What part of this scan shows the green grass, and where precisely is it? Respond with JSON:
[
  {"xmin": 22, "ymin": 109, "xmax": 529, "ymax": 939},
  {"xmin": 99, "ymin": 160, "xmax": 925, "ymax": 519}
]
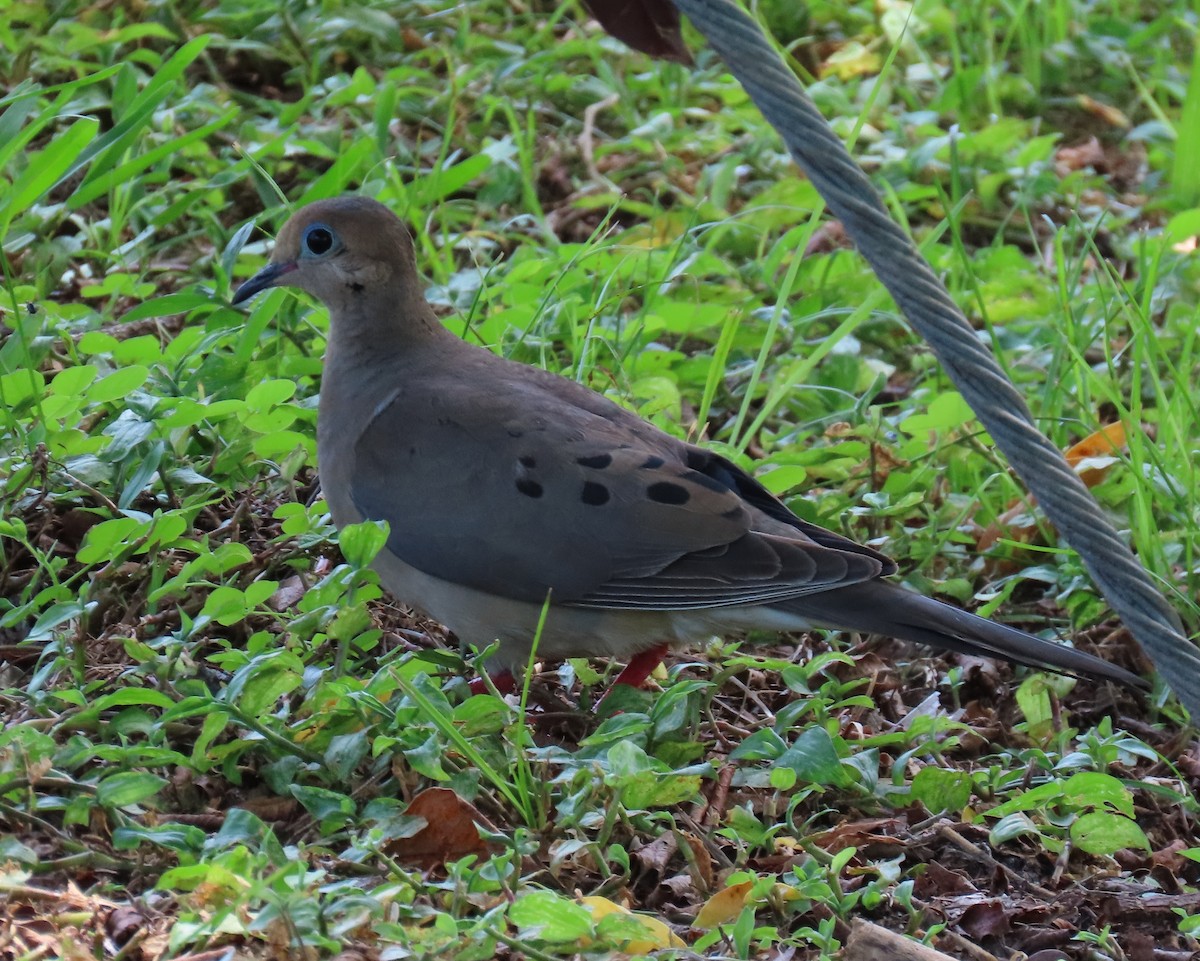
[{"xmin": 1, "ymin": 0, "xmax": 1199, "ymax": 957}]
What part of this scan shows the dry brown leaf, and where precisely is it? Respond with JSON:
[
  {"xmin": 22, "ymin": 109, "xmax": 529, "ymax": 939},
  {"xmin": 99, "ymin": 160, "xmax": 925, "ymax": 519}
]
[
  {"xmin": 808, "ymin": 817, "xmax": 905, "ymax": 854},
  {"xmin": 233, "ymin": 797, "xmax": 300, "ymax": 822},
  {"xmin": 383, "ymin": 787, "xmax": 498, "ymax": 868},
  {"xmin": 914, "ymin": 861, "xmax": 977, "ymax": 898},
  {"xmin": 680, "ymin": 831, "xmax": 715, "ymax": 890},
  {"xmin": 268, "ymin": 575, "xmax": 307, "ymax": 612},
  {"xmin": 635, "ymin": 831, "xmax": 678, "ymax": 875},
  {"xmin": 400, "ymin": 27, "xmax": 425, "ymax": 52},
  {"xmin": 954, "ymin": 896, "xmax": 1011, "ymax": 940},
  {"xmin": 1055, "ymin": 136, "xmax": 1106, "ymax": 174}
]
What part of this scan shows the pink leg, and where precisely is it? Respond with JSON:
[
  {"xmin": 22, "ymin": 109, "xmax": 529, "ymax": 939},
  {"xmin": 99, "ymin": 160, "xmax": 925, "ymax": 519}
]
[
  {"xmin": 468, "ymin": 669, "xmax": 516, "ymax": 696},
  {"xmin": 596, "ymin": 643, "xmax": 670, "ymax": 708}
]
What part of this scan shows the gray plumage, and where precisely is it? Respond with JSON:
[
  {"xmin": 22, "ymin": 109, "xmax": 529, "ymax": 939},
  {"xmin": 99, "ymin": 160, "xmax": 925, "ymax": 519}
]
[{"xmin": 232, "ymin": 196, "xmax": 1147, "ymax": 693}]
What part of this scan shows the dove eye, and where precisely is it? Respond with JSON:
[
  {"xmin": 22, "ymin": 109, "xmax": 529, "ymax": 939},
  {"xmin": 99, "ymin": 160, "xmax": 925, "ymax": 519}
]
[{"xmin": 302, "ymin": 223, "xmax": 338, "ymax": 257}]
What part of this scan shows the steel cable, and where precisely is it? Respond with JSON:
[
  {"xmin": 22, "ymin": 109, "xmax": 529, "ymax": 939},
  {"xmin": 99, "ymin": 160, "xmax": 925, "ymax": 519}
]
[{"xmin": 669, "ymin": 0, "xmax": 1197, "ymax": 720}]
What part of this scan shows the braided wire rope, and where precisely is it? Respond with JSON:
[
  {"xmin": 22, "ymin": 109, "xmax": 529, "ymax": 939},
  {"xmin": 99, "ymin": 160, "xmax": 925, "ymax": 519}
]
[{"xmin": 669, "ymin": 0, "xmax": 1198, "ymax": 721}]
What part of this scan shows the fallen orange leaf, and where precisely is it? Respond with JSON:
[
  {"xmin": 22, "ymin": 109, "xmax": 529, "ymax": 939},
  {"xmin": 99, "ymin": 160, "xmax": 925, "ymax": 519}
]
[
  {"xmin": 1063, "ymin": 421, "xmax": 1126, "ymax": 487},
  {"xmin": 383, "ymin": 788, "xmax": 498, "ymax": 868}
]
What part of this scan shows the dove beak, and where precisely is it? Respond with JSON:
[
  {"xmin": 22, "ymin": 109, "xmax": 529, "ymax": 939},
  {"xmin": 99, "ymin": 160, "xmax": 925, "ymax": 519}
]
[{"xmin": 232, "ymin": 261, "xmax": 298, "ymax": 305}]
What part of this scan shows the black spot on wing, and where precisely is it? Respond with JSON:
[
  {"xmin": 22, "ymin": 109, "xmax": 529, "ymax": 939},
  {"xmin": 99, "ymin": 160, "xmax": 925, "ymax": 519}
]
[
  {"xmin": 581, "ymin": 482, "xmax": 610, "ymax": 506},
  {"xmin": 646, "ymin": 481, "xmax": 690, "ymax": 505},
  {"xmin": 640, "ymin": 455, "xmax": 665, "ymax": 469},
  {"xmin": 520, "ymin": 454, "xmax": 536, "ymax": 468},
  {"xmin": 577, "ymin": 453, "xmax": 613, "ymax": 469},
  {"xmin": 516, "ymin": 478, "xmax": 544, "ymax": 498}
]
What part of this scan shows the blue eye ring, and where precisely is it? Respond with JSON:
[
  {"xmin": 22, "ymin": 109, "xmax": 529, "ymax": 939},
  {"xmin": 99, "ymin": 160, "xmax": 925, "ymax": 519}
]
[{"xmin": 302, "ymin": 222, "xmax": 338, "ymax": 257}]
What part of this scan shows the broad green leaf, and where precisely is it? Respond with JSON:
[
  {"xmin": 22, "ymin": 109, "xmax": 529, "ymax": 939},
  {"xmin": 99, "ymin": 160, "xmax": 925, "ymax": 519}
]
[
  {"xmin": 113, "ymin": 823, "xmax": 206, "ymax": 854},
  {"xmin": 1061, "ymin": 772, "xmax": 1135, "ymax": 817},
  {"xmin": 621, "ymin": 772, "xmax": 703, "ymax": 809},
  {"xmin": 911, "ymin": 766, "xmax": 974, "ymax": 813},
  {"xmin": 988, "ymin": 812, "xmax": 1042, "ymax": 847},
  {"xmin": 509, "ymin": 891, "xmax": 594, "ymax": 943},
  {"xmin": 776, "ymin": 726, "xmax": 851, "ymax": 787},
  {"xmin": 325, "ymin": 732, "xmax": 370, "ymax": 782},
  {"xmin": 121, "ymin": 290, "xmax": 215, "ymax": 324},
  {"xmin": 339, "ymin": 520, "xmax": 389, "ymax": 567},
  {"xmin": 1071, "ymin": 811, "xmax": 1150, "ymax": 855},
  {"xmin": 290, "ymin": 784, "xmax": 355, "ymax": 826},
  {"xmin": 245, "ymin": 379, "xmax": 297, "ymax": 410},
  {"xmin": 96, "ymin": 772, "xmax": 168, "ymax": 808}
]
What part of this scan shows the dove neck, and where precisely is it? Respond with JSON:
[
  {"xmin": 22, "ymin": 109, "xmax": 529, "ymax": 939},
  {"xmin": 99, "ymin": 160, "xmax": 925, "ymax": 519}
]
[{"xmin": 325, "ymin": 293, "xmax": 457, "ymax": 367}]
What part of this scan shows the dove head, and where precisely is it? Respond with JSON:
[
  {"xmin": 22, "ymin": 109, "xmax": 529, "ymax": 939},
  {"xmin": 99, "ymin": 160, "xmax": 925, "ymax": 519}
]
[{"xmin": 231, "ymin": 196, "xmax": 425, "ymax": 318}]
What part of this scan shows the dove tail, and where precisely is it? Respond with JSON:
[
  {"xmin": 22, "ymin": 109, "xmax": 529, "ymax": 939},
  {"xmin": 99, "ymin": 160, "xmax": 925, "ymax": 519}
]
[{"xmin": 778, "ymin": 581, "xmax": 1148, "ymax": 690}]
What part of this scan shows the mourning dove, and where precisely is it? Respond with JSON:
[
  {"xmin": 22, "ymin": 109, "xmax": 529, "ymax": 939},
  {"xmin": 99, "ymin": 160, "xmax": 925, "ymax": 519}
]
[{"xmin": 231, "ymin": 196, "xmax": 1146, "ymax": 697}]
